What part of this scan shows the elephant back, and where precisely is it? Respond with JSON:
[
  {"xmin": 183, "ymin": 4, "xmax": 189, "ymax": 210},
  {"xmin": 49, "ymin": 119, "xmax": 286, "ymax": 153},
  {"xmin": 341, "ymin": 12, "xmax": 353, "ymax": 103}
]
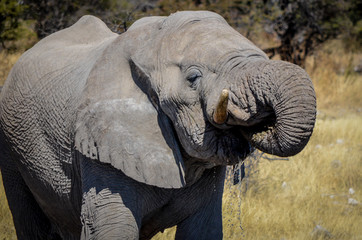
[{"xmin": 0, "ymin": 15, "xmax": 118, "ymax": 183}]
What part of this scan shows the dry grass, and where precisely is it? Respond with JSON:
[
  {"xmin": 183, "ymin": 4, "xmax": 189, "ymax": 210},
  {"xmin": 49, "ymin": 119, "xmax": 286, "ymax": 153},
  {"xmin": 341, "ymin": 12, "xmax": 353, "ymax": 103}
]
[
  {"xmin": 0, "ymin": 172, "xmax": 16, "ymax": 240},
  {"xmin": 1, "ymin": 39, "xmax": 361, "ymax": 239},
  {"xmin": 0, "ymin": 52, "xmax": 22, "ymax": 240},
  {"xmin": 222, "ymin": 113, "xmax": 362, "ymax": 240},
  {"xmin": 305, "ymin": 39, "xmax": 362, "ymax": 110},
  {"xmin": 0, "ymin": 52, "xmax": 22, "ymax": 86}
]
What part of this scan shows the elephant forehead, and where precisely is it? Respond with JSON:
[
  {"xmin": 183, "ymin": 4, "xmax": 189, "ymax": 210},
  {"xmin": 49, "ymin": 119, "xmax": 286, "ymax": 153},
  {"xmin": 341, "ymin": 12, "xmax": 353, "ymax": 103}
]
[
  {"xmin": 160, "ymin": 22, "xmax": 265, "ymax": 67},
  {"xmin": 159, "ymin": 11, "xmax": 227, "ymax": 30}
]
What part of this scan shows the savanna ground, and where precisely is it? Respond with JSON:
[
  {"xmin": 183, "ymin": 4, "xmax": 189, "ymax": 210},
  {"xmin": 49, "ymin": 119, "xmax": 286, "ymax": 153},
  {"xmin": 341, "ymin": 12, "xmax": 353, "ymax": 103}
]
[{"xmin": 0, "ymin": 38, "xmax": 361, "ymax": 239}]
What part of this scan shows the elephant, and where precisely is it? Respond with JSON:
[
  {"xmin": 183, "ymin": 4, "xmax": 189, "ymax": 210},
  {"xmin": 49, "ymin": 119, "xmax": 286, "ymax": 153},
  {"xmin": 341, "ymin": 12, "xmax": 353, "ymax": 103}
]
[{"xmin": 0, "ymin": 11, "xmax": 316, "ymax": 240}]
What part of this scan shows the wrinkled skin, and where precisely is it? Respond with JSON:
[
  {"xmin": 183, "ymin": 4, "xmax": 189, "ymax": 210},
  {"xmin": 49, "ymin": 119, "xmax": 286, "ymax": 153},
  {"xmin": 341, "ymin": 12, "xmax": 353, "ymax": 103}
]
[{"xmin": 0, "ymin": 11, "xmax": 316, "ymax": 240}]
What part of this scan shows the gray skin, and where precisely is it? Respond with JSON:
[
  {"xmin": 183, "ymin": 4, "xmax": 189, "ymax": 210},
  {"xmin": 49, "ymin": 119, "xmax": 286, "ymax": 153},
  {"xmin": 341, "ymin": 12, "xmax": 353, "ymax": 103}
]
[{"xmin": 0, "ymin": 11, "xmax": 316, "ymax": 240}]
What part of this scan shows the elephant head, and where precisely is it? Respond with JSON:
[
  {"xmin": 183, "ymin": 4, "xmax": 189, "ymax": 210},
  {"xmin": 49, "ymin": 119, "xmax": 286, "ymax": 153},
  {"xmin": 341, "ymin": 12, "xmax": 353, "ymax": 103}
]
[{"xmin": 75, "ymin": 11, "xmax": 316, "ymax": 188}]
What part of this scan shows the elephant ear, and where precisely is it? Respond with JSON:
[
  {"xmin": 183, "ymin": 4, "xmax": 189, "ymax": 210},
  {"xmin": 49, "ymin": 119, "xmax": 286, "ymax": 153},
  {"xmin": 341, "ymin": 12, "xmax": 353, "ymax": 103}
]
[{"xmin": 74, "ymin": 98, "xmax": 186, "ymax": 188}]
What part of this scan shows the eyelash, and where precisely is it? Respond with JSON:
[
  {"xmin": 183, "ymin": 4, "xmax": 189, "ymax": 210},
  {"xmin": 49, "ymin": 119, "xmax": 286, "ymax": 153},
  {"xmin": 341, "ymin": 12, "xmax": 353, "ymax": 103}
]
[
  {"xmin": 187, "ymin": 73, "xmax": 201, "ymax": 83},
  {"xmin": 186, "ymin": 68, "xmax": 202, "ymax": 83}
]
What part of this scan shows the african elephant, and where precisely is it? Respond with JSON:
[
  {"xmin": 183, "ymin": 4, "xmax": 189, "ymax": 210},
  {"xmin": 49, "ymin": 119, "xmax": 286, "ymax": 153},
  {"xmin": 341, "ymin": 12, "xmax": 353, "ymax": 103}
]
[{"xmin": 0, "ymin": 11, "xmax": 316, "ymax": 239}]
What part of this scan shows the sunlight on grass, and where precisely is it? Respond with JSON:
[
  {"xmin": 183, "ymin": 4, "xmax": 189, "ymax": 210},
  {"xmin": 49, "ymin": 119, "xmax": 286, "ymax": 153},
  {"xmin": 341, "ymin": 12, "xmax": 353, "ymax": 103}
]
[
  {"xmin": 0, "ymin": 172, "xmax": 16, "ymax": 240},
  {"xmin": 223, "ymin": 114, "xmax": 362, "ymax": 239},
  {"xmin": 306, "ymin": 39, "xmax": 362, "ymax": 110},
  {"xmin": 0, "ymin": 52, "xmax": 22, "ymax": 86}
]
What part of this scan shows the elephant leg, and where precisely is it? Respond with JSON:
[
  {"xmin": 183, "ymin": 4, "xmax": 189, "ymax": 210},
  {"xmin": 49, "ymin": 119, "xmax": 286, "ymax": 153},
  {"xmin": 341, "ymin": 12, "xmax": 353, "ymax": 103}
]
[
  {"xmin": 0, "ymin": 153, "xmax": 59, "ymax": 240},
  {"xmin": 79, "ymin": 157, "xmax": 141, "ymax": 239},
  {"xmin": 175, "ymin": 166, "xmax": 226, "ymax": 240},
  {"xmin": 175, "ymin": 193, "xmax": 223, "ymax": 240}
]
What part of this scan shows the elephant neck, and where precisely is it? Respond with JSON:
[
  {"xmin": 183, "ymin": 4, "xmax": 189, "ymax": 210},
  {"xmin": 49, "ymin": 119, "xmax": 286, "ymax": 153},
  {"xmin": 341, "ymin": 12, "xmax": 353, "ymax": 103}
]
[
  {"xmin": 184, "ymin": 162, "xmax": 206, "ymax": 186},
  {"xmin": 181, "ymin": 150, "xmax": 219, "ymax": 186}
]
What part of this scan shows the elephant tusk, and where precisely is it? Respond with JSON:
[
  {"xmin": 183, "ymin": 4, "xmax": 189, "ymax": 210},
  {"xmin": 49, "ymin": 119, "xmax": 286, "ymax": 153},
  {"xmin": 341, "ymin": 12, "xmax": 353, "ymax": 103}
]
[{"xmin": 213, "ymin": 89, "xmax": 229, "ymax": 124}]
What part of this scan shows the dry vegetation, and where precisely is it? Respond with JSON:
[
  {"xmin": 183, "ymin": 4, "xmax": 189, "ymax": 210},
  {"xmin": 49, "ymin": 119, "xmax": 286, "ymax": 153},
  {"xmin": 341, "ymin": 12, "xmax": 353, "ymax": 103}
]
[
  {"xmin": 221, "ymin": 114, "xmax": 362, "ymax": 240},
  {"xmin": 0, "ymin": 52, "xmax": 22, "ymax": 86},
  {"xmin": 1, "ymin": 38, "xmax": 361, "ymax": 239}
]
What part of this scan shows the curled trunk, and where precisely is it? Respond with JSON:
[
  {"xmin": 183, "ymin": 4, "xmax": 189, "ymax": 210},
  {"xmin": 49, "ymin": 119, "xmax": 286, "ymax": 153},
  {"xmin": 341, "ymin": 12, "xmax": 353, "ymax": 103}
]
[
  {"xmin": 243, "ymin": 60, "xmax": 316, "ymax": 157},
  {"xmin": 218, "ymin": 60, "xmax": 316, "ymax": 157}
]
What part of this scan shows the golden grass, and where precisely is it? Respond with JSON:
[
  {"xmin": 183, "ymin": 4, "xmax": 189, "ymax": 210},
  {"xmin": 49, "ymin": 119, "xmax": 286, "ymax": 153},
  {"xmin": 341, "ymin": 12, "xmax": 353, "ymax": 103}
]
[
  {"xmin": 0, "ymin": 52, "xmax": 22, "ymax": 86},
  {"xmin": 224, "ymin": 113, "xmax": 362, "ymax": 240},
  {"xmin": 1, "ymin": 39, "xmax": 361, "ymax": 239},
  {"xmin": 0, "ymin": 51, "xmax": 22, "ymax": 240},
  {"xmin": 305, "ymin": 39, "xmax": 362, "ymax": 110},
  {"xmin": 0, "ymin": 172, "xmax": 16, "ymax": 240}
]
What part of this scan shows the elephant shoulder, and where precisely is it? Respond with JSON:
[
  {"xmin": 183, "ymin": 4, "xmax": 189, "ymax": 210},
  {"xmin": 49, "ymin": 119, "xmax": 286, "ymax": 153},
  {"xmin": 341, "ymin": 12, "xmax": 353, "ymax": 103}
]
[
  {"xmin": 4, "ymin": 15, "xmax": 118, "ymax": 97},
  {"xmin": 53, "ymin": 15, "xmax": 116, "ymax": 45}
]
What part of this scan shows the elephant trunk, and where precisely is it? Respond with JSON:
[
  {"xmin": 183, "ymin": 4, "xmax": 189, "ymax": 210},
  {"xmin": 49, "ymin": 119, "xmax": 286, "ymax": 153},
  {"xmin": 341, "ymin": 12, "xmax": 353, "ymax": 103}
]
[{"xmin": 215, "ymin": 60, "xmax": 316, "ymax": 157}]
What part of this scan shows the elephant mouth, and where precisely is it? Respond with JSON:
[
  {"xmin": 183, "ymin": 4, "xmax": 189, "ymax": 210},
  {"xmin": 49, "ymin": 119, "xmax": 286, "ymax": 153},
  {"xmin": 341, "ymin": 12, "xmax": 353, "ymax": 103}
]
[
  {"xmin": 169, "ymin": 115, "xmax": 254, "ymax": 167},
  {"xmin": 185, "ymin": 123, "xmax": 257, "ymax": 167},
  {"xmin": 211, "ymin": 112, "xmax": 278, "ymax": 165},
  {"xmin": 238, "ymin": 113, "xmax": 277, "ymax": 146},
  {"xmin": 215, "ymin": 126, "xmax": 254, "ymax": 165},
  {"xmin": 165, "ymin": 100, "xmax": 279, "ymax": 167}
]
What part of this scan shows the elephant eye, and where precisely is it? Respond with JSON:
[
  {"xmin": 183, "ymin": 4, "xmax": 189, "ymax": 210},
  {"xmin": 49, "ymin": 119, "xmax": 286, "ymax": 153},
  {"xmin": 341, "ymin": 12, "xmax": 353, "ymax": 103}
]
[{"xmin": 186, "ymin": 69, "xmax": 202, "ymax": 83}]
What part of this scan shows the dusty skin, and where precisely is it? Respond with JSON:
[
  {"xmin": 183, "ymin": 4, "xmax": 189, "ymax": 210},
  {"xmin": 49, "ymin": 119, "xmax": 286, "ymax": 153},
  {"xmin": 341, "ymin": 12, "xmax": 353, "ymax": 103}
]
[{"xmin": 0, "ymin": 11, "xmax": 316, "ymax": 239}]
